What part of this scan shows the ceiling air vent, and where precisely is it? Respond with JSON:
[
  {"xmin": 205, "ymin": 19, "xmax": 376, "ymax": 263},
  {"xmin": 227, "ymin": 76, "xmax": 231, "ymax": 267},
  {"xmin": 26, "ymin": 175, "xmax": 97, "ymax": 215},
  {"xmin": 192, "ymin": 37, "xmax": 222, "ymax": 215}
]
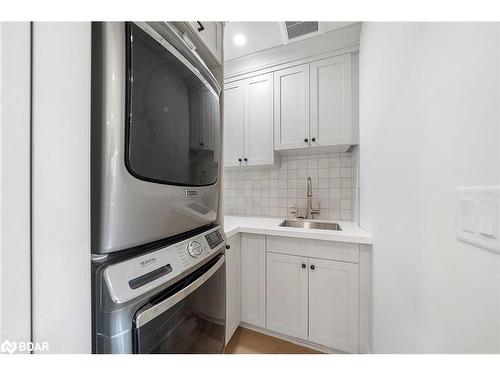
[{"xmin": 280, "ymin": 21, "xmax": 325, "ymax": 44}]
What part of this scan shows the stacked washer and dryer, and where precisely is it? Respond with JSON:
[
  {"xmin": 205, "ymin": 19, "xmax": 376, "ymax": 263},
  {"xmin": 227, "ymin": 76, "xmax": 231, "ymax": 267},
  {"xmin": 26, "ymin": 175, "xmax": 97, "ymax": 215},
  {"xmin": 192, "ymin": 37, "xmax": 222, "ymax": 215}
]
[{"xmin": 91, "ymin": 22, "xmax": 226, "ymax": 354}]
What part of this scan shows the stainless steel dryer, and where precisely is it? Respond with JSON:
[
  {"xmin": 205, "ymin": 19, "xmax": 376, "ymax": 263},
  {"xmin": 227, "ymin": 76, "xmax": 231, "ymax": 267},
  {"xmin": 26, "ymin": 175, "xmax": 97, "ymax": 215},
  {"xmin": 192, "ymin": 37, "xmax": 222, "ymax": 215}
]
[
  {"xmin": 91, "ymin": 22, "xmax": 222, "ymax": 254},
  {"xmin": 92, "ymin": 225, "xmax": 226, "ymax": 354}
]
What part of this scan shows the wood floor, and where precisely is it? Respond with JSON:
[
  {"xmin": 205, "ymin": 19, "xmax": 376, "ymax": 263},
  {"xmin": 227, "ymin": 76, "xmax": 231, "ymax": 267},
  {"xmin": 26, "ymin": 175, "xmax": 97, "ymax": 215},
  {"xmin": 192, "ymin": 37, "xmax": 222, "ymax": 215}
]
[{"xmin": 225, "ymin": 327, "xmax": 321, "ymax": 354}]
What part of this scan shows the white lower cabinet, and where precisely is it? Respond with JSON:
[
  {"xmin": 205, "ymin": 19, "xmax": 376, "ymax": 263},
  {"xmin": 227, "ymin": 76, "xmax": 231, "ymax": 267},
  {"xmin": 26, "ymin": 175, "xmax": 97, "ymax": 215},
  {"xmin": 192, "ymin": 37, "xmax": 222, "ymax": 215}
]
[
  {"xmin": 226, "ymin": 232, "xmax": 363, "ymax": 353},
  {"xmin": 225, "ymin": 234, "xmax": 241, "ymax": 344},
  {"xmin": 308, "ymin": 258, "xmax": 358, "ymax": 353},
  {"xmin": 267, "ymin": 253, "xmax": 308, "ymax": 340},
  {"xmin": 240, "ymin": 234, "xmax": 266, "ymax": 328},
  {"xmin": 267, "ymin": 252, "xmax": 359, "ymax": 352}
]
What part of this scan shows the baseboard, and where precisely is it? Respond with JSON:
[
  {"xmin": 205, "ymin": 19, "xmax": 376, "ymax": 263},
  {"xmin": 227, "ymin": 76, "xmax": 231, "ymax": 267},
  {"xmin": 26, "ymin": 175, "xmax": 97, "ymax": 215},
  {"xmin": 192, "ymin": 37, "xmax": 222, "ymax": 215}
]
[{"xmin": 238, "ymin": 322, "xmax": 349, "ymax": 354}]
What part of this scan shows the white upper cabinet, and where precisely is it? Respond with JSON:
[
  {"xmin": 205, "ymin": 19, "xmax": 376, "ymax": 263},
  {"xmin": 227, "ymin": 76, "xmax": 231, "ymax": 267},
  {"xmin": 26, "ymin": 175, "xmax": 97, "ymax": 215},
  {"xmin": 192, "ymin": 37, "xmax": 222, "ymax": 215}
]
[
  {"xmin": 308, "ymin": 258, "xmax": 359, "ymax": 353},
  {"xmin": 187, "ymin": 22, "xmax": 223, "ymax": 65},
  {"xmin": 271, "ymin": 52, "xmax": 356, "ymax": 152},
  {"xmin": 224, "ymin": 73, "xmax": 276, "ymax": 168},
  {"xmin": 267, "ymin": 252, "xmax": 308, "ymax": 340},
  {"xmin": 274, "ymin": 64, "xmax": 310, "ymax": 150},
  {"xmin": 223, "ymin": 81, "xmax": 244, "ymax": 167},
  {"xmin": 310, "ymin": 54, "xmax": 352, "ymax": 148},
  {"xmin": 243, "ymin": 73, "xmax": 274, "ymax": 166}
]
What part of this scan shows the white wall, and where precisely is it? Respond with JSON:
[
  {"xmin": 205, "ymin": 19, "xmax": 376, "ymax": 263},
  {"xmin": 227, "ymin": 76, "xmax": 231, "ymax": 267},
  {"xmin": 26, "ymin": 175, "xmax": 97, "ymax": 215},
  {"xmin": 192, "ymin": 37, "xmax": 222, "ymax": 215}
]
[
  {"xmin": 32, "ymin": 22, "xmax": 91, "ymax": 353},
  {"xmin": 359, "ymin": 22, "xmax": 500, "ymax": 353},
  {"xmin": 0, "ymin": 22, "xmax": 32, "ymax": 345}
]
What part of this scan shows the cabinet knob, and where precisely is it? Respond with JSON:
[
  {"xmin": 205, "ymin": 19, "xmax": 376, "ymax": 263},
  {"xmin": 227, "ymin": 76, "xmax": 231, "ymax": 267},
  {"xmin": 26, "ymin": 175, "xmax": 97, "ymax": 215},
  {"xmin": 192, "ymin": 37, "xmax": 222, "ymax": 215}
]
[
  {"xmin": 244, "ymin": 158, "xmax": 248, "ymax": 162},
  {"xmin": 304, "ymin": 138, "xmax": 308, "ymax": 143},
  {"xmin": 311, "ymin": 137, "xmax": 316, "ymax": 142},
  {"xmin": 238, "ymin": 158, "xmax": 242, "ymax": 162},
  {"xmin": 225, "ymin": 244, "xmax": 230, "ymax": 250},
  {"xmin": 310, "ymin": 264, "xmax": 315, "ymax": 270},
  {"xmin": 301, "ymin": 263, "xmax": 306, "ymax": 269}
]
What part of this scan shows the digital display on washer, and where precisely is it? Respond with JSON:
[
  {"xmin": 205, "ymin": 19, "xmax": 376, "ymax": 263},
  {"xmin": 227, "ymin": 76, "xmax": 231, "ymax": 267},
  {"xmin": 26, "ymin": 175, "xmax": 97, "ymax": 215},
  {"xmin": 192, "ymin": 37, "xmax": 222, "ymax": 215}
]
[{"xmin": 205, "ymin": 230, "xmax": 223, "ymax": 249}]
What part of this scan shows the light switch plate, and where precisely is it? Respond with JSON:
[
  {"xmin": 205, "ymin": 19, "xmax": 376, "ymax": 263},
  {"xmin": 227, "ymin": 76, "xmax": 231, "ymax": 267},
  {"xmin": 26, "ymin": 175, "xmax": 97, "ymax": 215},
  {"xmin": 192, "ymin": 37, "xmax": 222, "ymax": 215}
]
[{"xmin": 456, "ymin": 186, "xmax": 500, "ymax": 253}]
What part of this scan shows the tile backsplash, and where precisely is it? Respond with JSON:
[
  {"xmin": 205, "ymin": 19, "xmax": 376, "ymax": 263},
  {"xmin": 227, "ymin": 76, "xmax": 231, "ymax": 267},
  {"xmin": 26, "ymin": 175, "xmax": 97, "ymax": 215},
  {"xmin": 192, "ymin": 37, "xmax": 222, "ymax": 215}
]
[{"xmin": 223, "ymin": 147, "xmax": 359, "ymax": 222}]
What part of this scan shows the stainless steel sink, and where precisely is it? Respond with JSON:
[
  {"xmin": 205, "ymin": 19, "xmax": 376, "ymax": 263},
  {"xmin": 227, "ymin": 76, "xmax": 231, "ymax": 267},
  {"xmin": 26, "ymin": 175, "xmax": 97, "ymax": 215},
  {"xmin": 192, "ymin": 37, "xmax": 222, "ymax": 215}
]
[{"xmin": 279, "ymin": 220, "xmax": 341, "ymax": 231}]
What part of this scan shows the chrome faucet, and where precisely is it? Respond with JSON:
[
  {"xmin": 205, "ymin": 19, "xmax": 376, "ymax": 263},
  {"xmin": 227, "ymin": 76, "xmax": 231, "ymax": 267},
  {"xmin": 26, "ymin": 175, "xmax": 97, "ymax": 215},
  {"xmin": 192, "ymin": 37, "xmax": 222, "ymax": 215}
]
[{"xmin": 305, "ymin": 177, "xmax": 320, "ymax": 219}]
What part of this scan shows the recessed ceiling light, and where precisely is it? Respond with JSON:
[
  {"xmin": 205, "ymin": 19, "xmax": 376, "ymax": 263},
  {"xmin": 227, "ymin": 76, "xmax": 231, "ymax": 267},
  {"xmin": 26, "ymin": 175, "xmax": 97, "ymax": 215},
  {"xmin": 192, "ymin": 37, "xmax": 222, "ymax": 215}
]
[{"xmin": 233, "ymin": 34, "xmax": 246, "ymax": 46}]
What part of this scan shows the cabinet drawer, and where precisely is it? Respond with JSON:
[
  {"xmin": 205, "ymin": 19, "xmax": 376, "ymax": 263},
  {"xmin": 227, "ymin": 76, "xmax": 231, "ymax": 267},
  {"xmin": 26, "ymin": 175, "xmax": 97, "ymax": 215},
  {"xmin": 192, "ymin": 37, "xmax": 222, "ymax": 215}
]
[{"xmin": 266, "ymin": 236, "xmax": 359, "ymax": 263}]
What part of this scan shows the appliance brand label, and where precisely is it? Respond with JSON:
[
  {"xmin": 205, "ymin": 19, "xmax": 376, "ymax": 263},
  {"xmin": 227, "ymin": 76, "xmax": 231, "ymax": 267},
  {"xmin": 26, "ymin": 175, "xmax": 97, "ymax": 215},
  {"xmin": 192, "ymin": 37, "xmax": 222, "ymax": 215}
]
[
  {"xmin": 185, "ymin": 190, "xmax": 198, "ymax": 196},
  {"xmin": 140, "ymin": 257, "xmax": 157, "ymax": 267}
]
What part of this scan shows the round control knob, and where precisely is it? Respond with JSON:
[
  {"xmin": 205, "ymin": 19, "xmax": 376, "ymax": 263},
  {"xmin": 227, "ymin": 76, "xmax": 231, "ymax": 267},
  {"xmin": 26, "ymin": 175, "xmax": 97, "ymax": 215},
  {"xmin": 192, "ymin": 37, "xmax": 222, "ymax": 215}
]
[{"xmin": 187, "ymin": 240, "xmax": 202, "ymax": 258}]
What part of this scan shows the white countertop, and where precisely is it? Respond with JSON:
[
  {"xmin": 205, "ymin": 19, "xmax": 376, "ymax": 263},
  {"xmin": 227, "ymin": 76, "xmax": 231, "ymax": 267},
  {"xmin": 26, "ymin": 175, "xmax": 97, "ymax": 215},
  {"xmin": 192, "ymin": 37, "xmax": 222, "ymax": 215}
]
[{"xmin": 224, "ymin": 215, "xmax": 372, "ymax": 245}]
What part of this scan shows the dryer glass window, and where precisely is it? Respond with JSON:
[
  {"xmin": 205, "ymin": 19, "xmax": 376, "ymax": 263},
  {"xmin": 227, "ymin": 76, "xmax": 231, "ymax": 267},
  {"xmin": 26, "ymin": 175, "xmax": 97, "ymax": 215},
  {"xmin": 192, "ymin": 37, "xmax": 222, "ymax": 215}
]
[{"xmin": 126, "ymin": 23, "xmax": 220, "ymax": 187}]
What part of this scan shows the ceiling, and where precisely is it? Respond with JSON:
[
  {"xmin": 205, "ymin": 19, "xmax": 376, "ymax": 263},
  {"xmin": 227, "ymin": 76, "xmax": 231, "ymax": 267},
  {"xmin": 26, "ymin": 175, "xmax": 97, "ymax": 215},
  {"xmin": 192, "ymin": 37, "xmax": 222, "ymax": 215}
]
[{"xmin": 224, "ymin": 22, "xmax": 358, "ymax": 62}]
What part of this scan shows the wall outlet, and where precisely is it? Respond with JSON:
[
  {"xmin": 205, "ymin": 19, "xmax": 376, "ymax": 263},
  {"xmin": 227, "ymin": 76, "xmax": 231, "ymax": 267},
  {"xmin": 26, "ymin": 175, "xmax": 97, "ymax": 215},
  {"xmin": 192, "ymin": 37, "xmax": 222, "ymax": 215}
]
[{"xmin": 456, "ymin": 186, "xmax": 500, "ymax": 253}]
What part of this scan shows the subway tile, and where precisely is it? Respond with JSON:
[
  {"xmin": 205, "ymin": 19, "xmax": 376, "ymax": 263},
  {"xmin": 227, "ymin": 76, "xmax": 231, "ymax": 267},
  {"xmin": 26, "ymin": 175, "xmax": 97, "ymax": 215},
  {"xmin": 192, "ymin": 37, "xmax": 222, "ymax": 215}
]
[
  {"xmin": 307, "ymin": 159, "xmax": 318, "ymax": 169},
  {"xmin": 297, "ymin": 169, "xmax": 308, "ymax": 179},
  {"xmin": 287, "ymin": 159, "xmax": 298, "ymax": 169},
  {"xmin": 329, "ymin": 178, "xmax": 341, "ymax": 188},
  {"xmin": 237, "ymin": 197, "xmax": 245, "ymax": 207},
  {"xmin": 329, "ymin": 199, "xmax": 341, "ymax": 210},
  {"xmin": 329, "ymin": 168, "xmax": 340, "ymax": 178},
  {"xmin": 340, "ymin": 177, "xmax": 352, "ymax": 189},
  {"xmin": 328, "ymin": 189, "xmax": 341, "ymax": 199},
  {"xmin": 319, "ymin": 178, "xmax": 329, "ymax": 189},
  {"xmin": 285, "ymin": 170, "xmax": 297, "ymax": 180},
  {"xmin": 341, "ymin": 209, "xmax": 352, "ymax": 221},
  {"xmin": 318, "ymin": 168, "xmax": 329, "ymax": 178},
  {"xmin": 318, "ymin": 158, "xmax": 329, "ymax": 169},
  {"xmin": 341, "ymin": 199, "xmax": 352, "ymax": 209},
  {"xmin": 328, "ymin": 209, "xmax": 341, "ymax": 220},
  {"xmin": 329, "ymin": 158, "xmax": 341, "ymax": 168},
  {"xmin": 297, "ymin": 159, "xmax": 308, "ymax": 169},
  {"xmin": 223, "ymin": 149, "xmax": 359, "ymax": 221},
  {"xmin": 341, "ymin": 167, "xmax": 352, "ymax": 177}
]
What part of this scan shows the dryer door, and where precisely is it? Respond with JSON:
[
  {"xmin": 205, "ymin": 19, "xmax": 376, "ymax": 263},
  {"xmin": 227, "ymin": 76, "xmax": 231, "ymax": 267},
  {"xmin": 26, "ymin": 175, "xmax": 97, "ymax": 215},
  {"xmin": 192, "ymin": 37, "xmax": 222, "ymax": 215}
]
[{"xmin": 132, "ymin": 254, "xmax": 225, "ymax": 353}]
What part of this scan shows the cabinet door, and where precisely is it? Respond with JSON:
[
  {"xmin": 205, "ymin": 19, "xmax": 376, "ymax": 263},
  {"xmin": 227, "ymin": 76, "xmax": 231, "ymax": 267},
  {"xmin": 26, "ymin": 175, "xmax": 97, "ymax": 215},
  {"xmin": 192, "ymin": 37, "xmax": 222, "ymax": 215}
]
[
  {"xmin": 223, "ymin": 80, "xmax": 244, "ymax": 167},
  {"xmin": 267, "ymin": 253, "xmax": 308, "ymax": 340},
  {"xmin": 310, "ymin": 54, "xmax": 352, "ymax": 147},
  {"xmin": 225, "ymin": 234, "xmax": 241, "ymax": 344},
  {"xmin": 243, "ymin": 73, "xmax": 274, "ymax": 166},
  {"xmin": 309, "ymin": 258, "xmax": 358, "ymax": 353},
  {"xmin": 274, "ymin": 64, "xmax": 310, "ymax": 150},
  {"xmin": 187, "ymin": 22, "xmax": 223, "ymax": 64},
  {"xmin": 241, "ymin": 234, "xmax": 266, "ymax": 328}
]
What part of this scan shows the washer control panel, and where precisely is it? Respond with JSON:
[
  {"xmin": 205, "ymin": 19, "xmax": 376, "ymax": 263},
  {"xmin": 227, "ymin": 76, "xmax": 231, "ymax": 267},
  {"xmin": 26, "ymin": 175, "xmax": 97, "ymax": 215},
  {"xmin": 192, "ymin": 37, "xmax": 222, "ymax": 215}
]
[
  {"xmin": 187, "ymin": 240, "xmax": 203, "ymax": 258},
  {"xmin": 205, "ymin": 229, "xmax": 225, "ymax": 249},
  {"xmin": 103, "ymin": 225, "xmax": 225, "ymax": 304}
]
